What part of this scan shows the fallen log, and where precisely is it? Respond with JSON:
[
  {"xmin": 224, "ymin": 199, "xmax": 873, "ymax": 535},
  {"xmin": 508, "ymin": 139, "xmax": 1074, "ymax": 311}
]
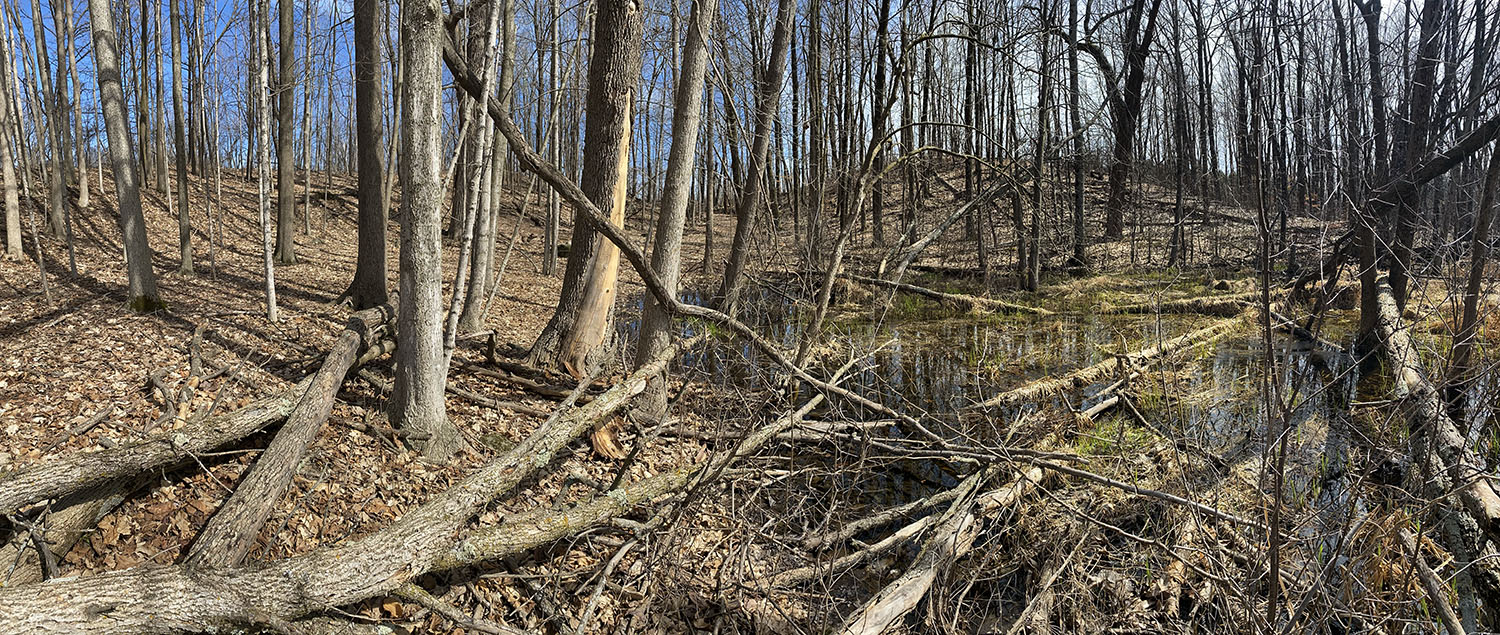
[
  {"xmin": 1102, "ymin": 292, "xmax": 1260, "ymax": 317},
  {"xmin": 842, "ymin": 273, "xmax": 1053, "ymax": 316},
  {"xmin": 0, "ymin": 336, "xmax": 695, "ymax": 634},
  {"xmin": 1373, "ymin": 277, "xmax": 1500, "ymax": 543},
  {"xmin": 184, "ymin": 304, "xmax": 395, "ymax": 568},
  {"xmin": 836, "ymin": 467, "xmax": 1045, "ymax": 635},
  {"xmin": 976, "ymin": 310, "xmax": 1248, "ymax": 408},
  {"xmin": 0, "ymin": 375, "xmax": 313, "ymax": 518}
]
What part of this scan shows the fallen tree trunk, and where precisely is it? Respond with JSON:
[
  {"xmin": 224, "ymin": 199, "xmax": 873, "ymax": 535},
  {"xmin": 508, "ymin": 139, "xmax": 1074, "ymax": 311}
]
[
  {"xmin": 836, "ymin": 467, "xmax": 1045, "ymax": 635},
  {"xmin": 0, "ymin": 337, "xmax": 695, "ymax": 634},
  {"xmin": 184, "ymin": 304, "xmax": 395, "ymax": 568},
  {"xmin": 977, "ymin": 311, "xmax": 1247, "ymax": 408},
  {"xmin": 1373, "ymin": 277, "xmax": 1500, "ymax": 542},
  {"xmin": 843, "ymin": 273, "xmax": 1053, "ymax": 316},
  {"xmin": 0, "ymin": 477, "xmax": 138, "ymax": 586},
  {"xmin": 0, "ymin": 375, "xmax": 313, "ymax": 518},
  {"xmin": 1102, "ymin": 292, "xmax": 1259, "ymax": 317}
]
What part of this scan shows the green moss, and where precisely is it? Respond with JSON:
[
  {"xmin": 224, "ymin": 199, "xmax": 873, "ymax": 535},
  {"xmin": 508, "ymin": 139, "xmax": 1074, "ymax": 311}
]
[
  {"xmin": 128, "ymin": 294, "xmax": 166, "ymax": 313},
  {"xmin": 1076, "ymin": 415, "xmax": 1152, "ymax": 455}
]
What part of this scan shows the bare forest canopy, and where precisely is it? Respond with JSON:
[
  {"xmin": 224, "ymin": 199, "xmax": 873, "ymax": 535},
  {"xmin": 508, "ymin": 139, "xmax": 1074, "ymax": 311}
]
[{"xmin": 4, "ymin": 0, "xmax": 1500, "ymax": 632}]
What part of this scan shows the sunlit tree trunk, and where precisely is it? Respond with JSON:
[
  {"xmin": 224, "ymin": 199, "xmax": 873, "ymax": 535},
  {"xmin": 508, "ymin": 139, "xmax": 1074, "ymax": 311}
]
[
  {"xmin": 392, "ymin": 0, "xmax": 466, "ymax": 459},
  {"xmin": 457, "ymin": 0, "xmax": 516, "ymax": 332},
  {"xmin": 274, "ymin": 0, "xmax": 297, "ymax": 263},
  {"xmin": 635, "ymin": 0, "xmax": 717, "ymax": 420},
  {"xmin": 529, "ymin": 0, "xmax": 644, "ymax": 377},
  {"xmin": 86, "ymin": 0, "xmax": 164, "ymax": 312},
  {"xmin": 255, "ymin": 0, "xmax": 279, "ymax": 321},
  {"xmin": 0, "ymin": 32, "xmax": 19, "ymax": 260}
]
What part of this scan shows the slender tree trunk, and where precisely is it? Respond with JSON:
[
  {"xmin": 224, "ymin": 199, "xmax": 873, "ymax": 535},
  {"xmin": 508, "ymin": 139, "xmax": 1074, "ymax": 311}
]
[
  {"xmin": 274, "ymin": 0, "xmax": 297, "ymax": 263},
  {"xmin": 1067, "ymin": 0, "xmax": 1086, "ymax": 266},
  {"xmin": 713, "ymin": 0, "xmax": 794, "ymax": 313},
  {"xmin": 87, "ymin": 0, "xmax": 164, "ymax": 311},
  {"xmin": 635, "ymin": 0, "xmax": 717, "ymax": 421},
  {"xmin": 0, "ymin": 28, "xmax": 18, "ymax": 260},
  {"xmin": 392, "ymin": 0, "xmax": 466, "ymax": 460},
  {"xmin": 1447, "ymin": 150, "xmax": 1500, "ymax": 417},
  {"xmin": 343, "ymin": 0, "xmax": 388, "ymax": 309},
  {"xmin": 66, "ymin": 0, "xmax": 88, "ymax": 209},
  {"xmin": 28, "ymin": 0, "xmax": 65, "ymax": 240},
  {"xmin": 171, "ymin": 0, "xmax": 193, "ymax": 274},
  {"xmin": 458, "ymin": 0, "xmax": 517, "ymax": 332},
  {"xmin": 255, "ymin": 0, "xmax": 279, "ymax": 321}
]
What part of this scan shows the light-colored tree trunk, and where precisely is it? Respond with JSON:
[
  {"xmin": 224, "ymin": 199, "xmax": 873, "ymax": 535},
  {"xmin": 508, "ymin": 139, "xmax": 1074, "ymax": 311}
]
[
  {"xmin": 27, "ymin": 0, "xmax": 66, "ymax": 240},
  {"xmin": 634, "ymin": 0, "xmax": 717, "ymax": 421},
  {"xmin": 343, "ymin": 0, "xmax": 388, "ymax": 309},
  {"xmin": 457, "ymin": 0, "xmax": 516, "ymax": 333},
  {"xmin": 542, "ymin": 0, "xmax": 560, "ymax": 276},
  {"xmin": 170, "ymin": 0, "xmax": 193, "ymax": 274},
  {"xmin": 392, "ymin": 0, "xmax": 465, "ymax": 460},
  {"xmin": 255, "ymin": 0, "xmax": 279, "ymax": 321},
  {"xmin": 528, "ymin": 0, "xmax": 644, "ymax": 377},
  {"xmin": 274, "ymin": 0, "xmax": 297, "ymax": 263},
  {"xmin": 0, "ymin": 28, "xmax": 19, "ymax": 260},
  {"xmin": 86, "ymin": 0, "xmax": 164, "ymax": 311},
  {"xmin": 62, "ymin": 0, "xmax": 87, "ymax": 209},
  {"xmin": 153, "ymin": 0, "xmax": 167, "ymax": 195},
  {"xmin": 301, "ymin": 0, "xmax": 311, "ymax": 235},
  {"xmin": 713, "ymin": 0, "xmax": 794, "ymax": 313}
]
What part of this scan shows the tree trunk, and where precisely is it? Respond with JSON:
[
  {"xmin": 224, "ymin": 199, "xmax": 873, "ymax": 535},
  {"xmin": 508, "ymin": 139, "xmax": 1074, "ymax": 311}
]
[
  {"xmin": 170, "ymin": 0, "xmax": 193, "ymax": 274},
  {"xmin": 713, "ymin": 0, "xmax": 795, "ymax": 313},
  {"xmin": 86, "ymin": 0, "xmax": 164, "ymax": 312},
  {"xmin": 254, "ymin": 0, "xmax": 279, "ymax": 321},
  {"xmin": 0, "ymin": 33, "xmax": 18, "ymax": 259},
  {"xmin": 344, "ymin": 0, "xmax": 388, "ymax": 309},
  {"xmin": 392, "ymin": 0, "xmax": 466, "ymax": 460},
  {"xmin": 634, "ymin": 0, "xmax": 718, "ymax": 421},
  {"xmin": 457, "ymin": 0, "xmax": 517, "ymax": 333},
  {"xmin": 275, "ymin": 0, "xmax": 297, "ymax": 264},
  {"xmin": 528, "ymin": 0, "xmax": 645, "ymax": 377}
]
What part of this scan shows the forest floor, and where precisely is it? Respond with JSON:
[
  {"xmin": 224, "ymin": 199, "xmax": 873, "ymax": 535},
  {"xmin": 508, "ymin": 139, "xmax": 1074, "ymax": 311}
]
[{"xmin": 1, "ymin": 163, "xmax": 1480, "ymax": 633}]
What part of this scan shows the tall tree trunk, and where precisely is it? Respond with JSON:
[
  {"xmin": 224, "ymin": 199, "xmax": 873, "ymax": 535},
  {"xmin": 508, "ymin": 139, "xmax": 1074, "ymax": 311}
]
[
  {"xmin": 65, "ymin": 0, "xmax": 88, "ymax": 209},
  {"xmin": 255, "ymin": 0, "xmax": 279, "ymax": 321},
  {"xmin": 86, "ymin": 0, "xmax": 164, "ymax": 311},
  {"xmin": 1101, "ymin": 0, "xmax": 1165, "ymax": 240},
  {"xmin": 1447, "ymin": 149, "xmax": 1500, "ymax": 417},
  {"xmin": 392, "ymin": 0, "xmax": 466, "ymax": 460},
  {"xmin": 343, "ymin": 0, "xmax": 388, "ymax": 309},
  {"xmin": 1387, "ymin": 0, "xmax": 1446, "ymax": 309},
  {"xmin": 713, "ymin": 0, "xmax": 794, "ymax": 313},
  {"xmin": 275, "ymin": 0, "xmax": 297, "ymax": 263},
  {"xmin": 635, "ymin": 0, "xmax": 717, "ymax": 421},
  {"xmin": 527, "ymin": 0, "xmax": 645, "ymax": 377},
  {"xmin": 28, "ymin": 0, "xmax": 65, "ymax": 240},
  {"xmin": 0, "ymin": 28, "xmax": 19, "ymax": 260},
  {"xmin": 457, "ymin": 0, "xmax": 517, "ymax": 332},
  {"xmin": 1067, "ymin": 0, "xmax": 1085, "ymax": 266},
  {"xmin": 171, "ymin": 0, "xmax": 193, "ymax": 274}
]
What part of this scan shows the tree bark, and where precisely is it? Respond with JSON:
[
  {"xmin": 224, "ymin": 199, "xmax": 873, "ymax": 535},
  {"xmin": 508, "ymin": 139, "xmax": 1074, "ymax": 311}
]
[
  {"xmin": 185, "ymin": 304, "xmax": 395, "ymax": 568},
  {"xmin": 392, "ymin": 0, "xmax": 465, "ymax": 460},
  {"xmin": 343, "ymin": 0, "xmax": 388, "ymax": 309},
  {"xmin": 86, "ymin": 0, "xmax": 164, "ymax": 312},
  {"xmin": 634, "ymin": 0, "xmax": 718, "ymax": 421},
  {"xmin": 170, "ymin": 0, "xmax": 193, "ymax": 274},
  {"xmin": 275, "ymin": 0, "xmax": 298, "ymax": 264},
  {"xmin": 528, "ymin": 0, "xmax": 645, "ymax": 377},
  {"xmin": 713, "ymin": 0, "xmax": 795, "ymax": 313}
]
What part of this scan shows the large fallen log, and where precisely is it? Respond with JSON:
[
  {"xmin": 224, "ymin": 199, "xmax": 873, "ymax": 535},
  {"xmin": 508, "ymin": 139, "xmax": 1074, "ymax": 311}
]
[
  {"xmin": 1373, "ymin": 277, "xmax": 1500, "ymax": 542},
  {"xmin": 842, "ymin": 273, "xmax": 1054, "ymax": 316},
  {"xmin": 0, "ymin": 375, "xmax": 312, "ymax": 519},
  {"xmin": 0, "ymin": 337, "xmax": 695, "ymax": 634},
  {"xmin": 836, "ymin": 467, "xmax": 1045, "ymax": 635},
  {"xmin": 184, "ymin": 304, "xmax": 395, "ymax": 568},
  {"xmin": 976, "ymin": 310, "xmax": 1248, "ymax": 408},
  {"xmin": 1102, "ymin": 292, "xmax": 1260, "ymax": 317}
]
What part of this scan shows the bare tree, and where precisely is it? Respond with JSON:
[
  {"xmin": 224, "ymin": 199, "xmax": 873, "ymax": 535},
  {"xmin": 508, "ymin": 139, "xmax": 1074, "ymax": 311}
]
[
  {"xmin": 170, "ymin": 0, "xmax": 192, "ymax": 274},
  {"xmin": 714, "ymin": 0, "xmax": 794, "ymax": 313},
  {"xmin": 527, "ymin": 0, "xmax": 645, "ymax": 377},
  {"xmin": 342, "ymin": 0, "xmax": 388, "ymax": 309},
  {"xmin": 635, "ymin": 0, "xmax": 718, "ymax": 420},
  {"xmin": 274, "ymin": 0, "xmax": 297, "ymax": 263},
  {"xmin": 86, "ymin": 0, "xmax": 163, "ymax": 311},
  {"xmin": 392, "ymin": 0, "xmax": 466, "ymax": 459}
]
